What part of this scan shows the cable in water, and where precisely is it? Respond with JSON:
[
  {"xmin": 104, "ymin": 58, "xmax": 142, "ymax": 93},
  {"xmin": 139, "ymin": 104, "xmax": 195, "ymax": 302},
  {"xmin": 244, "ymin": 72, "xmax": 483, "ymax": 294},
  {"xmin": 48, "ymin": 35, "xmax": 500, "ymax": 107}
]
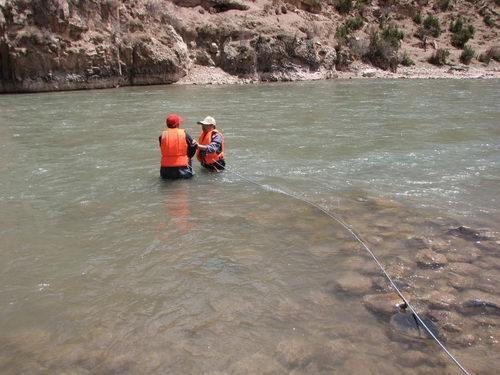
[{"xmin": 212, "ymin": 161, "xmax": 471, "ymax": 375}]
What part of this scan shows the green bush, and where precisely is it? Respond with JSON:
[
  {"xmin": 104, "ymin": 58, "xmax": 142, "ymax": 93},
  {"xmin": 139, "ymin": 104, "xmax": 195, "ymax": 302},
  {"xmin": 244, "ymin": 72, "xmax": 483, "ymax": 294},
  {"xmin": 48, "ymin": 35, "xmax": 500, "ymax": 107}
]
[
  {"xmin": 450, "ymin": 19, "xmax": 475, "ymax": 48},
  {"xmin": 400, "ymin": 51, "xmax": 415, "ymax": 66},
  {"xmin": 346, "ymin": 17, "xmax": 364, "ymax": 31},
  {"xmin": 423, "ymin": 15, "xmax": 441, "ymax": 37},
  {"xmin": 438, "ymin": 0, "xmax": 452, "ymax": 11},
  {"xmin": 429, "ymin": 48, "xmax": 449, "ymax": 65},
  {"xmin": 412, "ymin": 12, "xmax": 422, "ymax": 25},
  {"xmin": 460, "ymin": 45, "xmax": 475, "ymax": 65},
  {"xmin": 381, "ymin": 24, "xmax": 404, "ymax": 48},
  {"xmin": 483, "ymin": 15, "xmax": 495, "ymax": 27},
  {"xmin": 335, "ymin": 24, "xmax": 349, "ymax": 41},
  {"xmin": 365, "ymin": 28, "xmax": 399, "ymax": 71},
  {"xmin": 335, "ymin": 0, "xmax": 353, "ymax": 14}
]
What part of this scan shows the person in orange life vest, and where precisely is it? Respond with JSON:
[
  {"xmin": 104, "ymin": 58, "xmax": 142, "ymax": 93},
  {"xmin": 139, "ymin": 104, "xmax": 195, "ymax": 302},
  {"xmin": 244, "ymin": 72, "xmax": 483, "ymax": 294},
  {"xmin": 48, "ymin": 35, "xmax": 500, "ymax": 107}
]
[
  {"xmin": 159, "ymin": 114, "xmax": 198, "ymax": 179},
  {"xmin": 195, "ymin": 116, "xmax": 225, "ymax": 171}
]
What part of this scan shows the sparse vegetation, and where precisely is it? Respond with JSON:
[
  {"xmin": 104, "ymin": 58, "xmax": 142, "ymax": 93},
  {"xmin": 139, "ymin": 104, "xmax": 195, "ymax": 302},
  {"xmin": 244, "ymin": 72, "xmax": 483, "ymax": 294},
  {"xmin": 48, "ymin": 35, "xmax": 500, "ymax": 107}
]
[
  {"xmin": 460, "ymin": 45, "xmax": 475, "ymax": 64},
  {"xmin": 345, "ymin": 16, "xmax": 364, "ymax": 31},
  {"xmin": 335, "ymin": 24, "xmax": 349, "ymax": 41},
  {"xmin": 400, "ymin": 51, "xmax": 415, "ymax": 66},
  {"xmin": 450, "ymin": 18, "xmax": 475, "ymax": 48},
  {"xmin": 335, "ymin": 0, "xmax": 353, "ymax": 14},
  {"xmin": 429, "ymin": 48, "xmax": 450, "ymax": 65},
  {"xmin": 483, "ymin": 15, "xmax": 495, "ymax": 27},
  {"xmin": 412, "ymin": 11, "xmax": 422, "ymax": 25},
  {"xmin": 364, "ymin": 26, "xmax": 400, "ymax": 71},
  {"xmin": 438, "ymin": 0, "xmax": 452, "ymax": 11},
  {"xmin": 381, "ymin": 24, "xmax": 404, "ymax": 48},
  {"xmin": 423, "ymin": 15, "xmax": 442, "ymax": 37}
]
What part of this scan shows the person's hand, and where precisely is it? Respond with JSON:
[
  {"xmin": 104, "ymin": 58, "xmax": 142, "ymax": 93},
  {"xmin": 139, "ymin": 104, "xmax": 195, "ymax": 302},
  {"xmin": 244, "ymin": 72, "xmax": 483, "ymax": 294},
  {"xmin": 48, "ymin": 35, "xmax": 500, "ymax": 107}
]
[
  {"xmin": 197, "ymin": 144, "xmax": 207, "ymax": 151},
  {"xmin": 192, "ymin": 140, "xmax": 199, "ymax": 147}
]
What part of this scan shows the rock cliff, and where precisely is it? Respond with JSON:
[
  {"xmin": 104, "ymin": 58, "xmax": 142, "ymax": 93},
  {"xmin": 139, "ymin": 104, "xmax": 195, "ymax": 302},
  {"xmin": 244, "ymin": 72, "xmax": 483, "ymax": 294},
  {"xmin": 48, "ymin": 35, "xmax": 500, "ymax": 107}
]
[{"xmin": 0, "ymin": 0, "xmax": 498, "ymax": 92}]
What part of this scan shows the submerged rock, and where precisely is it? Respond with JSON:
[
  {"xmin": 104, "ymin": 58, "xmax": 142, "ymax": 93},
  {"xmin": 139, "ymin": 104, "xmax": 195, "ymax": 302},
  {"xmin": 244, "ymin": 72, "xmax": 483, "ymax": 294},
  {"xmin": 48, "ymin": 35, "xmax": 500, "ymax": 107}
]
[
  {"xmin": 389, "ymin": 312, "xmax": 439, "ymax": 340},
  {"xmin": 416, "ymin": 249, "xmax": 447, "ymax": 268},
  {"xmin": 420, "ymin": 291, "xmax": 457, "ymax": 311},
  {"xmin": 447, "ymin": 226, "xmax": 496, "ymax": 242},
  {"xmin": 448, "ymin": 262, "xmax": 482, "ymax": 276},
  {"xmin": 363, "ymin": 292, "xmax": 404, "ymax": 317},
  {"xmin": 276, "ymin": 338, "xmax": 315, "ymax": 368},
  {"xmin": 427, "ymin": 310, "xmax": 465, "ymax": 333},
  {"xmin": 459, "ymin": 291, "xmax": 500, "ymax": 316},
  {"xmin": 396, "ymin": 350, "xmax": 445, "ymax": 368},
  {"xmin": 329, "ymin": 272, "xmax": 373, "ymax": 294},
  {"xmin": 448, "ymin": 274, "xmax": 476, "ymax": 290},
  {"xmin": 229, "ymin": 353, "xmax": 286, "ymax": 375},
  {"xmin": 445, "ymin": 247, "xmax": 481, "ymax": 263}
]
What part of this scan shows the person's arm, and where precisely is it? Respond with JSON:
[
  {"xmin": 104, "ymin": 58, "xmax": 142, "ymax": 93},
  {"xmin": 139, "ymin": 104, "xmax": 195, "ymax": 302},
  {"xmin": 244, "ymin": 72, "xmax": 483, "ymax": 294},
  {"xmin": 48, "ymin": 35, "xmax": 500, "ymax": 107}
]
[
  {"xmin": 185, "ymin": 133, "xmax": 198, "ymax": 158},
  {"xmin": 159, "ymin": 135, "xmax": 162, "ymax": 147},
  {"xmin": 199, "ymin": 133, "xmax": 221, "ymax": 154}
]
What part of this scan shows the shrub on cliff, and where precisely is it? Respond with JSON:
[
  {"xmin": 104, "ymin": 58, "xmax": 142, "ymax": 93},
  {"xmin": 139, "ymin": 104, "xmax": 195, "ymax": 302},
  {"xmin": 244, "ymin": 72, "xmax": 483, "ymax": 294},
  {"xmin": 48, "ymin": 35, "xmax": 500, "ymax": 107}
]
[
  {"xmin": 437, "ymin": 0, "xmax": 452, "ymax": 11},
  {"xmin": 460, "ymin": 45, "xmax": 475, "ymax": 65},
  {"xmin": 400, "ymin": 51, "xmax": 415, "ymax": 66},
  {"xmin": 346, "ymin": 17, "xmax": 364, "ymax": 31},
  {"xmin": 335, "ymin": 0, "xmax": 353, "ymax": 14},
  {"xmin": 428, "ymin": 48, "xmax": 449, "ymax": 65},
  {"xmin": 364, "ymin": 27, "xmax": 400, "ymax": 72},
  {"xmin": 423, "ymin": 15, "xmax": 442, "ymax": 37},
  {"xmin": 450, "ymin": 18, "xmax": 475, "ymax": 48}
]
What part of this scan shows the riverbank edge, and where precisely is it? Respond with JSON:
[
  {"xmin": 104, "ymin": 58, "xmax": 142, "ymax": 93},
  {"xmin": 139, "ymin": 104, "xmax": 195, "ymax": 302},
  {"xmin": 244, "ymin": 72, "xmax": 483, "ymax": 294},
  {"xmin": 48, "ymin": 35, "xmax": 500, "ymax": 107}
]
[{"xmin": 1, "ymin": 63, "xmax": 499, "ymax": 94}]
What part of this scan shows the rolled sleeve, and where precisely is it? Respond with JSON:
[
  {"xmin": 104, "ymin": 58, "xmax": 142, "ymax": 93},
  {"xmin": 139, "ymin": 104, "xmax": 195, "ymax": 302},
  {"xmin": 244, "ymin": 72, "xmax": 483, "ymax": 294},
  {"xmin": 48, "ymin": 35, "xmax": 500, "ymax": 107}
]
[{"xmin": 205, "ymin": 133, "xmax": 222, "ymax": 154}]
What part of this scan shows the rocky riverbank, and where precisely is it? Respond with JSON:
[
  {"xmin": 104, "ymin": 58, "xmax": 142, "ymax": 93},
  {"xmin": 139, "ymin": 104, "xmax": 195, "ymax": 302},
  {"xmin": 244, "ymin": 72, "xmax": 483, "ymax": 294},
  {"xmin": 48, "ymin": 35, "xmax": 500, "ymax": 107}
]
[{"xmin": 1, "ymin": 0, "xmax": 499, "ymax": 93}]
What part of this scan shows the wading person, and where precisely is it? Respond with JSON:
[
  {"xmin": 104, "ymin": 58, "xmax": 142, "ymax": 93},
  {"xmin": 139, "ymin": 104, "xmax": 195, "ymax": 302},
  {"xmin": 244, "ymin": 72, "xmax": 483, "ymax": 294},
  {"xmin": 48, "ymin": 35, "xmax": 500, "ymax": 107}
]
[
  {"xmin": 159, "ymin": 114, "xmax": 198, "ymax": 179},
  {"xmin": 196, "ymin": 116, "xmax": 225, "ymax": 171}
]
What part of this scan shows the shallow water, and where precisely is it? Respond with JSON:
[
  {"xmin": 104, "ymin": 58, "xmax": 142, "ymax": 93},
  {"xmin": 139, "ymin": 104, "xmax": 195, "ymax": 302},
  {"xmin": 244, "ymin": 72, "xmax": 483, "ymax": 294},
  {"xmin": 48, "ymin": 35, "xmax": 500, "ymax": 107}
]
[{"xmin": 1, "ymin": 80, "xmax": 499, "ymax": 374}]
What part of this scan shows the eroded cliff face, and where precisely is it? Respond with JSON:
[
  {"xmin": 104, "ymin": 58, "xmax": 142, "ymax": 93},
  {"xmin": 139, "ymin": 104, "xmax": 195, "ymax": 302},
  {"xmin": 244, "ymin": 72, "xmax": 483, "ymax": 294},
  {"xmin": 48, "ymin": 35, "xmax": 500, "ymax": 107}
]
[
  {"xmin": 0, "ymin": 0, "xmax": 192, "ymax": 92},
  {"xmin": 0, "ymin": 0, "xmax": 498, "ymax": 92}
]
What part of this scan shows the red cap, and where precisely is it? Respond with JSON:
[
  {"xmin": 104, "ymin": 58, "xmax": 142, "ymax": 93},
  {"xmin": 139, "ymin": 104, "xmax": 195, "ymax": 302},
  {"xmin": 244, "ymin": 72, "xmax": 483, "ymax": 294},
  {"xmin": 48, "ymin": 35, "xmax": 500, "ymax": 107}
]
[{"xmin": 166, "ymin": 114, "xmax": 183, "ymax": 128}]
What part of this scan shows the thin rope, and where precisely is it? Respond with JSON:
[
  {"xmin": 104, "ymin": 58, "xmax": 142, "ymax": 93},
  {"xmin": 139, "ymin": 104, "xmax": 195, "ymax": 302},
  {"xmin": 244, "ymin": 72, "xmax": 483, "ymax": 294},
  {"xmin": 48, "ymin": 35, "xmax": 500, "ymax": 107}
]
[{"xmin": 213, "ymin": 161, "xmax": 471, "ymax": 375}]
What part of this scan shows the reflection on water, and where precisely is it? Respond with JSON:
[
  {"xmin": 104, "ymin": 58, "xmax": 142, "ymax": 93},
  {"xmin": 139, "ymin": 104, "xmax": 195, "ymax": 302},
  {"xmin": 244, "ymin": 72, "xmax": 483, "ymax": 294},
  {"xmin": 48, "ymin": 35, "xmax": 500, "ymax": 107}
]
[{"xmin": 0, "ymin": 80, "xmax": 499, "ymax": 374}]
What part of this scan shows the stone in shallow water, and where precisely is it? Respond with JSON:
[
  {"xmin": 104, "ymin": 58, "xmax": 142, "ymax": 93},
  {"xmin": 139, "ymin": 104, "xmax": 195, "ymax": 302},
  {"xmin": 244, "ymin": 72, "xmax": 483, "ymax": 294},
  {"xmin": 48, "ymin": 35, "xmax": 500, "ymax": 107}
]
[
  {"xmin": 459, "ymin": 290, "xmax": 500, "ymax": 316},
  {"xmin": 396, "ymin": 350, "xmax": 446, "ymax": 368},
  {"xmin": 445, "ymin": 247, "xmax": 481, "ymax": 263},
  {"xmin": 416, "ymin": 249, "xmax": 448, "ymax": 268},
  {"xmin": 427, "ymin": 310, "xmax": 465, "ymax": 333},
  {"xmin": 329, "ymin": 272, "xmax": 373, "ymax": 294},
  {"xmin": 389, "ymin": 312, "xmax": 439, "ymax": 340},
  {"xmin": 447, "ymin": 226, "xmax": 496, "ymax": 241},
  {"xmin": 363, "ymin": 292, "xmax": 403, "ymax": 317},
  {"xmin": 448, "ymin": 262, "xmax": 482, "ymax": 276},
  {"xmin": 420, "ymin": 290, "xmax": 458, "ymax": 310},
  {"xmin": 447, "ymin": 333, "xmax": 478, "ymax": 347},
  {"xmin": 229, "ymin": 353, "xmax": 286, "ymax": 374},
  {"xmin": 275, "ymin": 338, "xmax": 315, "ymax": 368},
  {"xmin": 448, "ymin": 274, "xmax": 476, "ymax": 290}
]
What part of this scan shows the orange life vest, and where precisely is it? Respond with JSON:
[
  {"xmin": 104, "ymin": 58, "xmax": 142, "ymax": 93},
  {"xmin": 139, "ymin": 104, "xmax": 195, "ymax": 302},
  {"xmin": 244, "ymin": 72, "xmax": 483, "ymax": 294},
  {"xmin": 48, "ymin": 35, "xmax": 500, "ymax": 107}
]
[
  {"xmin": 160, "ymin": 128, "xmax": 189, "ymax": 167},
  {"xmin": 196, "ymin": 129, "xmax": 224, "ymax": 165}
]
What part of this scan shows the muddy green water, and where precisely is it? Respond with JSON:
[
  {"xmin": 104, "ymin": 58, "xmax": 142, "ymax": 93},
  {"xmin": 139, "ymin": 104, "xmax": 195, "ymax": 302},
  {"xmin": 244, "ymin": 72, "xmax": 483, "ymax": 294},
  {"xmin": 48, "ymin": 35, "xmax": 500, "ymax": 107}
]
[{"xmin": 1, "ymin": 80, "xmax": 499, "ymax": 374}]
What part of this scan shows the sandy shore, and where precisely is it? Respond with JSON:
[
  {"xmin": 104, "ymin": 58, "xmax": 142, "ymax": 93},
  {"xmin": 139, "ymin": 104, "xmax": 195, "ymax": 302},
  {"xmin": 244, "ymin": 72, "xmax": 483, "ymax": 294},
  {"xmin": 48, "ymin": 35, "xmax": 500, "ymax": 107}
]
[{"xmin": 175, "ymin": 62, "xmax": 500, "ymax": 86}]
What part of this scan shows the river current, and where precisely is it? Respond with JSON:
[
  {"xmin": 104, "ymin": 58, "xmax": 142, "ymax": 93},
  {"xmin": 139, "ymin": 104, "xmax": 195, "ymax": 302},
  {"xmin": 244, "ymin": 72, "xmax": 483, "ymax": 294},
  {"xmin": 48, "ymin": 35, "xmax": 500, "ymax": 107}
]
[{"xmin": 1, "ymin": 80, "xmax": 499, "ymax": 374}]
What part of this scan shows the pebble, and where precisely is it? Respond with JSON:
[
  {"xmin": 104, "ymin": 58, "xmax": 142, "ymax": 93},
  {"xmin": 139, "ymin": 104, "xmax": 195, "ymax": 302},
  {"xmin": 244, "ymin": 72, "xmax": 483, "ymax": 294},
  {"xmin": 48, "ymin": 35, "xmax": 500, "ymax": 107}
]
[
  {"xmin": 397, "ymin": 350, "xmax": 445, "ymax": 368},
  {"xmin": 229, "ymin": 353, "xmax": 286, "ymax": 374},
  {"xmin": 329, "ymin": 272, "xmax": 373, "ymax": 294},
  {"xmin": 363, "ymin": 292, "xmax": 403, "ymax": 317},
  {"xmin": 448, "ymin": 262, "xmax": 482, "ymax": 276},
  {"xmin": 459, "ymin": 290, "xmax": 500, "ymax": 316},
  {"xmin": 445, "ymin": 247, "xmax": 481, "ymax": 263},
  {"xmin": 416, "ymin": 249, "xmax": 448, "ymax": 268},
  {"xmin": 275, "ymin": 338, "xmax": 315, "ymax": 368}
]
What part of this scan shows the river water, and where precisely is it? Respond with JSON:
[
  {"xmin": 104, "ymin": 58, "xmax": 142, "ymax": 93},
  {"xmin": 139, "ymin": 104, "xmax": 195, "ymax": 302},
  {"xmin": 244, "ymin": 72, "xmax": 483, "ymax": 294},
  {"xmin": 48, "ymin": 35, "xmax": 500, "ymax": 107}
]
[{"xmin": 0, "ymin": 80, "xmax": 499, "ymax": 374}]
